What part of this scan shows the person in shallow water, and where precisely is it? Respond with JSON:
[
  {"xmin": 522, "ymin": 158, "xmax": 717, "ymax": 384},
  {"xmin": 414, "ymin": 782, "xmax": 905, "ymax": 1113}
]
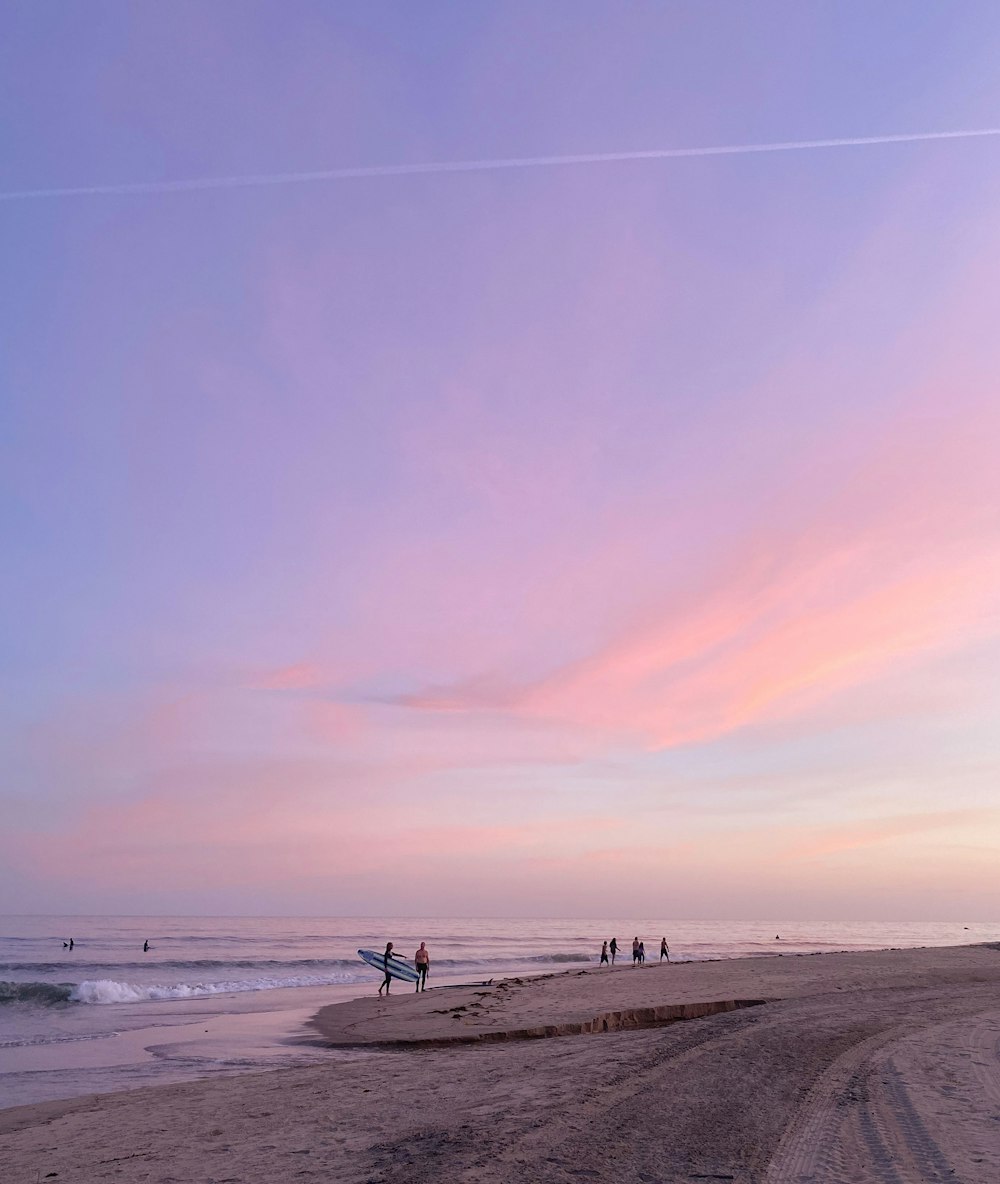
[
  {"xmin": 609, "ymin": 937, "xmax": 618, "ymax": 965},
  {"xmin": 660, "ymin": 937, "xmax": 670, "ymax": 962},
  {"xmin": 378, "ymin": 941, "xmax": 395, "ymax": 996},
  {"xmin": 414, "ymin": 942, "xmax": 430, "ymax": 991},
  {"xmin": 600, "ymin": 940, "xmax": 609, "ymax": 966},
  {"xmin": 143, "ymin": 939, "xmax": 149, "ymax": 952},
  {"xmin": 632, "ymin": 937, "xmax": 640, "ymax": 965}
]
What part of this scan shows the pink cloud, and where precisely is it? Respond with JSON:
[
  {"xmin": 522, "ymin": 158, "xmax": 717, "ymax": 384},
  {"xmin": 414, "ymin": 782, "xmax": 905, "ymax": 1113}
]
[
  {"xmin": 305, "ymin": 700, "xmax": 367, "ymax": 743},
  {"xmin": 775, "ymin": 809, "xmax": 998, "ymax": 862},
  {"xmin": 246, "ymin": 662, "xmax": 324, "ymax": 691},
  {"xmin": 389, "ymin": 365, "xmax": 1000, "ymax": 752}
]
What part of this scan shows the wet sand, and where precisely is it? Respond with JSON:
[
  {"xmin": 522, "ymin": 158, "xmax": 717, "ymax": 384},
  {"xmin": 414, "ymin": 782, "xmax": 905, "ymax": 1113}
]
[{"xmin": 2, "ymin": 944, "xmax": 999, "ymax": 1183}]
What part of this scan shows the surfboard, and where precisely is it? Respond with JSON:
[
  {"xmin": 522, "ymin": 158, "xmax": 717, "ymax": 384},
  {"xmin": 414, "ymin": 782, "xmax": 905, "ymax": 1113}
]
[{"xmin": 358, "ymin": 948, "xmax": 420, "ymax": 983}]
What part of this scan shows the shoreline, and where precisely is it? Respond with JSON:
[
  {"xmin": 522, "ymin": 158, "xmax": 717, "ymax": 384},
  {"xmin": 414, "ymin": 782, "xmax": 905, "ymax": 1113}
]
[
  {"xmin": 0, "ymin": 968, "xmax": 531, "ymax": 1113},
  {"xmin": 2, "ymin": 943, "xmax": 999, "ymax": 1182}
]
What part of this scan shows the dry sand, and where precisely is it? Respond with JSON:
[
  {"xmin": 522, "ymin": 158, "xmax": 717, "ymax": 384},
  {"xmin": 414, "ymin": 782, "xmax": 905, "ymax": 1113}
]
[{"xmin": 2, "ymin": 943, "xmax": 999, "ymax": 1183}]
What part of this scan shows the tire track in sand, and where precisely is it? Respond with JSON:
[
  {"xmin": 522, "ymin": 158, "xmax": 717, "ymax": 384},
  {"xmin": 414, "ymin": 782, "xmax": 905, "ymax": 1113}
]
[
  {"xmin": 767, "ymin": 1000, "xmax": 1000, "ymax": 1183},
  {"xmin": 764, "ymin": 1026, "xmax": 908, "ymax": 1184}
]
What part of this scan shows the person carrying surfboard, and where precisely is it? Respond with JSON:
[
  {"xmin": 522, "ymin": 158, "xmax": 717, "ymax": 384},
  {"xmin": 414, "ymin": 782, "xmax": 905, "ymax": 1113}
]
[
  {"xmin": 378, "ymin": 941, "xmax": 395, "ymax": 996},
  {"xmin": 414, "ymin": 941, "xmax": 430, "ymax": 991}
]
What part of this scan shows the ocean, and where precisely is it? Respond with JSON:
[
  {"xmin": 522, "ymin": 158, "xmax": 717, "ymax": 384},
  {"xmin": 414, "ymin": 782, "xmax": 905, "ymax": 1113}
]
[{"xmin": 1, "ymin": 915, "xmax": 993, "ymax": 1110}]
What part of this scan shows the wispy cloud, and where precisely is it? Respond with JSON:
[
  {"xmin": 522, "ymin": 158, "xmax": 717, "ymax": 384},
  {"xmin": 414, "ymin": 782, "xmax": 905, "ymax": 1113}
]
[
  {"xmin": 245, "ymin": 663, "xmax": 324, "ymax": 691},
  {"xmin": 777, "ymin": 809, "xmax": 999, "ymax": 861}
]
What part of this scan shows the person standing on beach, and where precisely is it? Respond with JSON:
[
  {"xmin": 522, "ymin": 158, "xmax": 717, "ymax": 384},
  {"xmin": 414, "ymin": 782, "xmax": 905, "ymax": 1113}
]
[
  {"xmin": 632, "ymin": 937, "xmax": 640, "ymax": 965},
  {"xmin": 609, "ymin": 937, "xmax": 618, "ymax": 965},
  {"xmin": 660, "ymin": 937, "xmax": 669, "ymax": 962},
  {"xmin": 378, "ymin": 941, "xmax": 395, "ymax": 996},
  {"xmin": 600, "ymin": 941, "xmax": 609, "ymax": 966},
  {"xmin": 638, "ymin": 940, "xmax": 645, "ymax": 964},
  {"xmin": 414, "ymin": 942, "xmax": 430, "ymax": 992}
]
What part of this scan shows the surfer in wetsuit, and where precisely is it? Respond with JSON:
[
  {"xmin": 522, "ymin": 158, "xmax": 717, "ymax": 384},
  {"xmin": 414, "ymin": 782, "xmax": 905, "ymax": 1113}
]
[
  {"xmin": 143, "ymin": 939, "xmax": 150, "ymax": 952},
  {"xmin": 378, "ymin": 942, "xmax": 395, "ymax": 996},
  {"xmin": 414, "ymin": 942, "xmax": 430, "ymax": 991}
]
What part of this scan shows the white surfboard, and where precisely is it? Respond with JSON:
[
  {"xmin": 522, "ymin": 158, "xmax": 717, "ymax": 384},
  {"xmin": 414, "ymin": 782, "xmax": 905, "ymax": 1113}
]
[{"xmin": 358, "ymin": 948, "xmax": 420, "ymax": 983}]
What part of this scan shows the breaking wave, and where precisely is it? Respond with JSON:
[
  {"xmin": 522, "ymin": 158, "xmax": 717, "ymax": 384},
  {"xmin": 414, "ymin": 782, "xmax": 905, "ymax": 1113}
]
[
  {"xmin": 1, "ymin": 952, "xmax": 594, "ymax": 976},
  {"xmin": 69, "ymin": 972, "xmax": 364, "ymax": 1004},
  {"xmin": 0, "ymin": 952, "xmax": 596, "ymax": 1008},
  {"xmin": 0, "ymin": 980, "xmax": 75, "ymax": 1006},
  {"xmin": 0, "ymin": 957, "xmax": 364, "ymax": 975}
]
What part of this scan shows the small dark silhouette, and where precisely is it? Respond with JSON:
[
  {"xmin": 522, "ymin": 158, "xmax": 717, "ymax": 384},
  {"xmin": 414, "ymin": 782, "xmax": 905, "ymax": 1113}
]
[
  {"xmin": 63, "ymin": 941, "xmax": 68, "ymax": 948},
  {"xmin": 609, "ymin": 937, "xmax": 618, "ymax": 965},
  {"xmin": 69, "ymin": 938, "xmax": 74, "ymax": 950},
  {"xmin": 775, "ymin": 935, "xmax": 780, "ymax": 940},
  {"xmin": 378, "ymin": 942, "xmax": 394, "ymax": 996},
  {"xmin": 143, "ymin": 940, "xmax": 149, "ymax": 952}
]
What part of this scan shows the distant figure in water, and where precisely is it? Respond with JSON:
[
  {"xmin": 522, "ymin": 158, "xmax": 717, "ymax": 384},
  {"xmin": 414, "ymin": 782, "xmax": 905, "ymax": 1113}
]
[
  {"xmin": 414, "ymin": 942, "xmax": 429, "ymax": 992},
  {"xmin": 143, "ymin": 940, "xmax": 149, "ymax": 952},
  {"xmin": 609, "ymin": 937, "xmax": 618, "ymax": 965},
  {"xmin": 775, "ymin": 935, "xmax": 780, "ymax": 941},
  {"xmin": 660, "ymin": 938, "xmax": 670, "ymax": 962},
  {"xmin": 638, "ymin": 940, "xmax": 645, "ymax": 964},
  {"xmin": 69, "ymin": 938, "xmax": 74, "ymax": 950},
  {"xmin": 63, "ymin": 941, "xmax": 68, "ymax": 948},
  {"xmin": 378, "ymin": 942, "xmax": 395, "ymax": 996},
  {"xmin": 600, "ymin": 941, "xmax": 609, "ymax": 966}
]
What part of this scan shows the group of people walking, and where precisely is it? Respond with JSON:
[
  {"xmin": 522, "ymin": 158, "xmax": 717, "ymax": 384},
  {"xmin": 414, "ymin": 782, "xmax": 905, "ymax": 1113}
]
[
  {"xmin": 599, "ymin": 936, "xmax": 670, "ymax": 966},
  {"xmin": 376, "ymin": 933, "xmax": 671, "ymax": 997}
]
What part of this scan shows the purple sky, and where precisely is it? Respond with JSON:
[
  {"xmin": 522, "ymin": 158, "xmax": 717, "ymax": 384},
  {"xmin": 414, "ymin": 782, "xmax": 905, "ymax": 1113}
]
[{"xmin": 2, "ymin": 3, "xmax": 999, "ymax": 918}]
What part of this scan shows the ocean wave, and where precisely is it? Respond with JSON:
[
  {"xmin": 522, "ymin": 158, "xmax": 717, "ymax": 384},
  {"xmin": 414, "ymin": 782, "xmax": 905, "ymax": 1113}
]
[
  {"xmin": 1, "ymin": 952, "xmax": 596, "ymax": 977},
  {"xmin": 0, "ymin": 957, "xmax": 363, "ymax": 974},
  {"xmin": 68, "ymin": 972, "xmax": 367, "ymax": 1004},
  {"xmin": 0, "ymin": 981, "xmax": 74, "ymax": 1006},
  {"xmin": 430, "ymin": 952, "xmax": 593, "ymax": 968},
  {"xmin": 0, "ymin": 952, "xmax": 597, "ymax": 1008}
]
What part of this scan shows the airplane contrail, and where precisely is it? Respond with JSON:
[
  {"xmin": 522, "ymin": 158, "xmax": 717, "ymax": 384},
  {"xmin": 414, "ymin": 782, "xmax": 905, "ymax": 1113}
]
[{"xmin": 2, "ymin": 126, "xmax": 999, "ymax": 202}]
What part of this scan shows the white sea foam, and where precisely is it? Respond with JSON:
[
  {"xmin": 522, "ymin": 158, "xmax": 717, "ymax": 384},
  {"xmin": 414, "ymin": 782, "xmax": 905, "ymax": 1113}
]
[{"xmin": 70, "ymin": 972, "xmax": 359, "ymax": 1005}]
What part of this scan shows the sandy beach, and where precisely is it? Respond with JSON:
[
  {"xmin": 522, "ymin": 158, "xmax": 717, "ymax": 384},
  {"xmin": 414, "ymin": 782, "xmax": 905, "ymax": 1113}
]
[{"xmin": 2, "ymin": 943, "xmax": 999, "ymax": 1183}]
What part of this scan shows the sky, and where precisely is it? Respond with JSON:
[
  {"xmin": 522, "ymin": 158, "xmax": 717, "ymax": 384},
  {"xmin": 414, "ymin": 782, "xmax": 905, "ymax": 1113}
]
[{"xmin": 2, "ymin": 3, "xmax": 999, "ymax": 919}]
